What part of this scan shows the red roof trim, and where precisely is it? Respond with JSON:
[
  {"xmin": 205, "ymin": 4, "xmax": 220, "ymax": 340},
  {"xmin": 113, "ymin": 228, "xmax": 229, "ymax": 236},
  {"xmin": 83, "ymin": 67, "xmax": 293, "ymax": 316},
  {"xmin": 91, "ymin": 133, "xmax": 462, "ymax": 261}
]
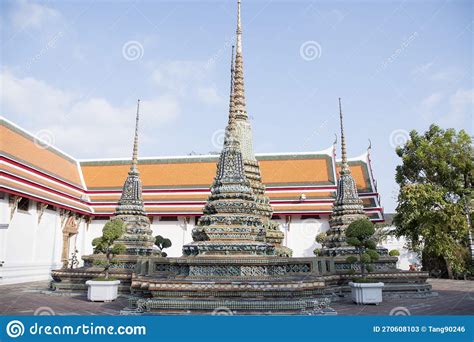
[
  {"xmin": 1, "ymin": 187, "xmax": 91, "ymax": 216},
  {"xmin": 1, "ymin": 156, "xmax": 84, "ymax": 192}
]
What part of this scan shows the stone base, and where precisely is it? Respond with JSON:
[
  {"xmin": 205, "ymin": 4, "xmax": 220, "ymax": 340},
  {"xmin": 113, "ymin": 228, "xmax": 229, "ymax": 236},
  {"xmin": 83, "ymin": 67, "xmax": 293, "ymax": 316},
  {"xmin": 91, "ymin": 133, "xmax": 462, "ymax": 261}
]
[
  {"xmin": 328, "ymin": 271, "xmax": 433, "ymax": 299},
  {"xmin": 128, "ymin": 297, "xmax": 337, "ymax": 315},
  {"xmin": 51, "ymin": 267, "xmax": 133, "ymax": 293},
  {"xmin": 128, "ymin": 255, "xmax": 336, "ymax": 315},
  {"xmin": 50, "ymin": 254, "xmax": 144, "ymax": 294},
  {"xmin": 322, "ymin": 246, "xmax": 389, "ymax": 257},
  {"xmin": 50, "ymin": 255, "xmax": 434, "ymax": 314},
  {"xmin": 182, "ymin": 241, "xmax": 275, "ymax": 256},
  {"xmin": 334, "ymin": 256, "xmax": 399, "ymax": 273}
]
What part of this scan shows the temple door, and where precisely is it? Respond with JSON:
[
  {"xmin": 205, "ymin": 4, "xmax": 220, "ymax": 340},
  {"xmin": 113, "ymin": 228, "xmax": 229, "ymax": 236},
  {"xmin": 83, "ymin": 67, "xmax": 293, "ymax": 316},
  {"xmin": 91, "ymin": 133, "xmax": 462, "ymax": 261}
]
[{"xmin": 61, "ymin": 216, "xmax": 79, "ymax": 267}]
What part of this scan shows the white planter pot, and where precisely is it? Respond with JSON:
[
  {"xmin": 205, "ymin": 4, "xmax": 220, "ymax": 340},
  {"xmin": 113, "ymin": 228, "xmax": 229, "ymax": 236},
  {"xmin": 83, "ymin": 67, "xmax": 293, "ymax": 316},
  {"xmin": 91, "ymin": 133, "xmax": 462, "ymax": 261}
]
[
  {"xmin": 349, "ymin": 282, "xmax": 384, "ymax": 304},
  {"xmin": 86, "ymin": 280, "xmax": 120, "ymax": 302}
]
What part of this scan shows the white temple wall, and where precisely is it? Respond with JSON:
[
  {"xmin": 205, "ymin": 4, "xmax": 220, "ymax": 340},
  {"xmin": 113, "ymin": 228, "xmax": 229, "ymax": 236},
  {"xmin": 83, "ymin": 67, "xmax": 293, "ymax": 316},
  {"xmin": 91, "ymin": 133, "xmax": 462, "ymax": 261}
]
[
  {"xmin": 84, "ymin": 220, "xmax": 108, "ymax": 260},
  {"xmin": 150, "ymin": 218, "xmax": 195, "ymax": 257},
  {"xmin": 379, "ymin": 228, "xmax": 420, "ymax": 270},
  {"xmin": 280, "ymin": 217, "xmax": 331, "ymax": 257},
  {"xmin": 0, "ymin": 195, "xmax": 63, "ymax": 285}
]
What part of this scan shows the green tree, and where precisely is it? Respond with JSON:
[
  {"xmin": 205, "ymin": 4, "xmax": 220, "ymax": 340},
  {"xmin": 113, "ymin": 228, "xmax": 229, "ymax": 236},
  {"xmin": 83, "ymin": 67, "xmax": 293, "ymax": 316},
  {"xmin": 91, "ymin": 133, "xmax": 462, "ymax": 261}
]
[
  {"xmin": 155, "ymin": 235, "xmax": 172, "ymax": 257},
  {"xmin": 345, "ymin": 219, "xmax": 380, "ymax": 277},
  {"xmin": 394, "ymin": 124, "xmax": 472, "ymax": 278},
  {"xmin": 92, "ymin": 218, "xmax": 126, "ymax": 280}
]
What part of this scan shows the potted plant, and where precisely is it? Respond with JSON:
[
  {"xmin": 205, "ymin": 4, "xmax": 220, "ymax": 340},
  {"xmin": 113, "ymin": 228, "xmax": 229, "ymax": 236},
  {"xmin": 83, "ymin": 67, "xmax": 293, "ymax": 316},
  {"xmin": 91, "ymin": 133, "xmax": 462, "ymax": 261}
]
[
  {"xmin": 86, "ymin": 218, "xmax": 126, "ymax": 302},
  {"xmin": 155, "ymin": 235, "xmax": 172, "ymax": 257},
  {"xmin": 345, "ymin": 218, "xmax": 384, "ymax": 304}
]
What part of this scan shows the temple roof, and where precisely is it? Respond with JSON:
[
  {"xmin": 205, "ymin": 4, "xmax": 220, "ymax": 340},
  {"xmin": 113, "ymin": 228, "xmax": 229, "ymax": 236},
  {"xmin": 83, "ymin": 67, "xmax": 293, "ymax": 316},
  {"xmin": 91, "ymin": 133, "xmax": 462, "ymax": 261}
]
[{"xmin": 1, "ymin": 117, "xmax": 383, "ymax": 220}]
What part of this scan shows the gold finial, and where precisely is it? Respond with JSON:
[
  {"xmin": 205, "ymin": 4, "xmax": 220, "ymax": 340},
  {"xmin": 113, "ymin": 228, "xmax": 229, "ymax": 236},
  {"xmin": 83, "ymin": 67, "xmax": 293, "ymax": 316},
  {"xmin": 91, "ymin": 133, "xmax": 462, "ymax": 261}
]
[
  {"xmin": 230, "ymin": 45, "xmax": 235, "ymax": 95},
  {"xmin": 232, "ymin": 0, "xmax": 248, "ymax": 121},
  {"xmin": 131, "ymin": 99, "xmax": 140, "ymax": 172},
  {"xmin": 236, "ymin": 0, "xmax": 242, "ymax": 53},
  {"xmin": 339, "ymin": 98, "xmax": 349, "ymax": 174}
]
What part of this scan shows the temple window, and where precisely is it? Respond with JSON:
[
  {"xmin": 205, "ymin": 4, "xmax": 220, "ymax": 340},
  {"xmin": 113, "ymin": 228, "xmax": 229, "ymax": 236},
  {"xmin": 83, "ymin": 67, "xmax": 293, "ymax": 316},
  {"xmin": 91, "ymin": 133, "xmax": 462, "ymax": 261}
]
[
  {"xmin": 301, "ymin": 215, "xmax": 321, "ymax": 220},
  {"xmin": 159, "ymin": 216, "xmax": 178, "ymax": 222},
  {"xmin": 17, "ymin": 198, "xmax": 30, "ymax": 212}
]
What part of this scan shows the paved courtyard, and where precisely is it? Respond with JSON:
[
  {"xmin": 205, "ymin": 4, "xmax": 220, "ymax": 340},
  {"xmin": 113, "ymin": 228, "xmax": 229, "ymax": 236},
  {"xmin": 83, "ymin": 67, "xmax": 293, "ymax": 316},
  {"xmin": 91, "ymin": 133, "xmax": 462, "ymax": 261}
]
[{"xmin": 0, "ymin": 279, "xmax": 472, "ymax": 316}]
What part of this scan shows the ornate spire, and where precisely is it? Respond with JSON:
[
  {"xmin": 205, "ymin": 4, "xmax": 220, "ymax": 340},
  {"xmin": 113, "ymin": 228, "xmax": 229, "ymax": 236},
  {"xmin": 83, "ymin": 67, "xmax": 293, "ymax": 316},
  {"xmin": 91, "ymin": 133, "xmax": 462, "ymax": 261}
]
[
  {"xmin": 232, "ymin": 0, "xmax": 248, "ymax": 121},
  {"xmin": 114, "ymin": 100, "xmax": 154, "ymax": 255},
  {"xmin": 131, "ymin": 99, "xmax": 140, "ymax": 173},
  {"xmin": 228, "ymin": 45, "xmax": 236, "ymax": 124},
  {"xmin": 223, "ymin": 0, "xmax": 287, "ymax": 254},
  {"xmin": 339, "ymin": 98, "xmax": 349, "ymax": 175},
  {"xmin": 322, "ymin": 99, "xmax": 366, "ymax": 252},
  {"xmin": 230, "ymin": 45, "xmax": 235, "ymax": 95},
  {"xmin": 183, "ymin": 117, "xmax": 274, "ymax": 256},
  {"xmin": 236, "ymin": 0, "xmax": 242, "ymax": 54}
]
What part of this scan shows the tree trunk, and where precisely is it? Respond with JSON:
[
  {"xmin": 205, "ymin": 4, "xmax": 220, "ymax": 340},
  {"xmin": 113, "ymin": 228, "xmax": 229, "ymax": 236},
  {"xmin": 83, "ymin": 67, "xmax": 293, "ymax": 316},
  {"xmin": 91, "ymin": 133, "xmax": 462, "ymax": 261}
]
[
  {"xmin": 444, "ymin": 256, "xmax": 453, "ymax": 279},
  {"xmin": 105, "ymin": 252, "xmax": 111, "ymax": 280}
]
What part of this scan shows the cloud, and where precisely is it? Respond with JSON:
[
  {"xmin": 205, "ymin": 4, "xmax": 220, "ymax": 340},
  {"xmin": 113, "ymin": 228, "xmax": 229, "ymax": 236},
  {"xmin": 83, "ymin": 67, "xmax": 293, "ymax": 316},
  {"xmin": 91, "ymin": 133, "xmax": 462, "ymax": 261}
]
[
  {"xmin": 445, "ymin": 88, "xmax": 474, "ymax": 128},
  {"xmin": 430, "ymin": 66, "xmax": 464, "ymax": 82},
  {"xmin": 420, "ymin": 91, "xmax": 444, "ymax": 121},
  {"xmin": 196, "ymin": 86, "xmax": 222, "ymax": 105},
  {"xmin": 0, "ymin": 69, "xmax": 180, "ymax": 157},
  {"xmin": 419, "ymin": 89, "xmax": 473, "ymax": 129},
  {"xmin": 9, "ymin": 0, "xmax": 61, "ymax": 30},
  {"xmin": 150, "ymin": 60, "xmax": 223, "ymax": 104},
  {"xmin": 411, "ymin": 61, "xmax": 434, "ymax": 77}
]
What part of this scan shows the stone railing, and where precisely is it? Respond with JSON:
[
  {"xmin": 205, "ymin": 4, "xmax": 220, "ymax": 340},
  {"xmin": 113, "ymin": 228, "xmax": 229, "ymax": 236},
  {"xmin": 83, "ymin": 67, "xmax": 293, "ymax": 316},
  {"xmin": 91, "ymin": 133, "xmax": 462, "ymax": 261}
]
[{"xmin": 134, "ymin": 256, "xmax": 335, "ymax": 278}]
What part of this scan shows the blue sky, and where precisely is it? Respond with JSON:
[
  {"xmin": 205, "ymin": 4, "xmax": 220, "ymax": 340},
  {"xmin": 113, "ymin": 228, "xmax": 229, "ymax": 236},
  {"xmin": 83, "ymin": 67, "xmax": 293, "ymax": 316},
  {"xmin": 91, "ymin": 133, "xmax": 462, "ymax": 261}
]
[{"xmin": 1, "ymin": 0, "xmax": 472, "ymax": 212}]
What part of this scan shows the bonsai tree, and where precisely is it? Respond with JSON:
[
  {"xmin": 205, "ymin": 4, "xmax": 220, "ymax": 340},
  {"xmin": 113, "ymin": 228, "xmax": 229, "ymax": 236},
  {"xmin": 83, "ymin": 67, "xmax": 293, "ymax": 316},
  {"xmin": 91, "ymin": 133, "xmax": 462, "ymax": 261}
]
[
  {"xmin": 155, "ymin": 235, "xmax": 172, "ymax": 257},
  {"xmin": 345, "ymin": 218, "xmax": 380, "ymax": 278},
  {"xmin": 92, "ymin": 218, "xmax": 126, "ymax": 280},
  {"xmin": 389, "ymin": 249, "xmax": 400, "ymax": 257},
  {"xmin": 313, "ymin": 232, "xmax": 327, "ymax": 256}
]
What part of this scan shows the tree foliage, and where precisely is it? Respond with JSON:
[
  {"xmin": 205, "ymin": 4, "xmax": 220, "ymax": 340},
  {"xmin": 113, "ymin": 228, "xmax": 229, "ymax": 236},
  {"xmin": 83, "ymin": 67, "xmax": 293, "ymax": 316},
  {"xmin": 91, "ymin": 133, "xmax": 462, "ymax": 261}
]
[
  {"xmin": 345, "ymin": 219, "xmax": 380, "ymax": 277},
  {"xmin": 394, "ymin": 124, "xmax": 472, "ymax": 278},
  {"xmin": 155, "ymin": 235, "xmax": 172, "ymax": 257},
  {"xmin": 92, "ymin": 218, "xmax": 126, "ymax": 279}
]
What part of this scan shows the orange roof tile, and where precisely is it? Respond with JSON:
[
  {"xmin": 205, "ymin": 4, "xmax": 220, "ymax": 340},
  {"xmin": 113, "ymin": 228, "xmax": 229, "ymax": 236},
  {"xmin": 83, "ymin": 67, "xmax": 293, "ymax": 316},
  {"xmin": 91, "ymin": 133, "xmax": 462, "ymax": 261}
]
[{"xmin": 1, "ymin": 120, "xmax": 82, "ymax": 186}]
